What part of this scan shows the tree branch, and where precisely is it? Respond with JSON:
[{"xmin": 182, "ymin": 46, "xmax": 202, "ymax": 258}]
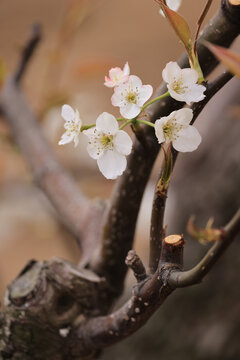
[
  {"xmin": 148, "ymin": 70, "xmax": 233, "ymax": 274},
  {"xmin": 191, "ymin": 70, "xmax": 234, "ymax": 125},
  {"xmin": 75, "ymin": 207, "xmax": 240, "ymax": 354},
  {"xmin": 125, "ymin": 250, "xmax": 147, "ymax": 282},
  {"xmin": 14, "ymin": 24, "xmax": 42, "ymax": 84},
  {"xmin": 168, "ymin": 208, "xmax": 240, "ymax": 287},
  {"xmin": 0, "ymin": 29, "xmax": 104, "ymax": 262},
  {"xmin": 75, "ymin": 269, "xmax": 173, "ymax": 353},
  {"xmin": 91, "ymin": 1, "xmax": 240, "ymax": 302},
  {"xmin": 149, "ymin": 146, "xmax": 172, "ymax": 274}
]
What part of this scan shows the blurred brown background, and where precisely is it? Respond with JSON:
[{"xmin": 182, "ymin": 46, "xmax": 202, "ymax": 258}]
[{"xmin": 0, "ymin": 0, "xmax": 240, "ymax": 359}]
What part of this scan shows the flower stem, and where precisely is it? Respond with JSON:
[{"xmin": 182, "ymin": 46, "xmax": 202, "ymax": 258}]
[
  {"xmin": 136, "ymin": 119, "xmax": 155, "ymax": 128},
  {"xmin": 141, "ymin": 91, "xmax": 170, "ymax": 112},
  {"xmin": 119, "ymin": 119, "xmax": 133, "ymax": 130},
  {"xmin": 80, "ymin": 124, "xmax": 95, "ymax": 131},
  {"xmin": 116, "ymin": 117, "xmax": 126, "ymax": 122}
]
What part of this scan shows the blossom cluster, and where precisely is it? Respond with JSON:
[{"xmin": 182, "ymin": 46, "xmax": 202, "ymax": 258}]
[{"xmin": 58, "ymin": 59, "xmax": 206, "ymax": 179}]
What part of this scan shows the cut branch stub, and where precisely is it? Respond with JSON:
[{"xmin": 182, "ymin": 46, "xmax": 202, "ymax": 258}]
[
  {"xmin": 222, "ymin": 0, "xmax": 240, "ymax": 25},
  {"xmin": 160, "ymin": 235, "xmax": 185, "ymax": 270}
]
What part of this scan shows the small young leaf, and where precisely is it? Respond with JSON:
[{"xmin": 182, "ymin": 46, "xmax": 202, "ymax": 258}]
[
  {"xmin": 187, "ymin": 216, "xmax": 222, "ymax": 245},
  {"xmin": 160, "ymin": 3, "xmax": 192, "ymax": 57},
  {"xmin": 205, "ymin": 42, "xmax": 240, "ymax": 79}
]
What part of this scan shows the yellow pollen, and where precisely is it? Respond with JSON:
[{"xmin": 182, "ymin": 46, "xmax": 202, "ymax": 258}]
[
  {"xmin": 66, "ymin": 120, "xmax": 79, "ymax": 133},
  {"xmin": 172, "ymin": 76, "xmax": 187, "ymax": 94},
  {"xmin": 126, "ymin": 92, "xmax": 137, "ymax": 104},
  {"xmin": 100, "ymin": 135, "xmax": 113, "ymax": 148},
  {"xmin": 163, "ymin": 119, "xmax": 183, "ymax": 141}
]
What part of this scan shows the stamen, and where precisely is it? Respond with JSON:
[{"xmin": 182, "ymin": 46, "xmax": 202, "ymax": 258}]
[{"xmin": 172, "ymin": 76, "xmax": 188, "ymax": 94}]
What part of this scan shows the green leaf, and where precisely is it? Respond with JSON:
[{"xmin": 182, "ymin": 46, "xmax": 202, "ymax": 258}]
[{"xmin": 205, "ymin": 42, "xmax": 240, "ymax": 79}]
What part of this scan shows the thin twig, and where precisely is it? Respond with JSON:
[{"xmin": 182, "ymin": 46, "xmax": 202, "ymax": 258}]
[
  {"xmin": 125, "ymin": 250, "xmax": 147, "ymax": 282},
  {"xmin": 14, "ymin": 24, "xmax": 42, "ymax": 84},
  {"xmin": 92, "ymin": 4, "xmax": 240, "ymax": 304},
  {"xmin": 168, "ymin": 208, "xmax": 240, "ymax": 287},
  {"xmin": 191, "ymin": 70, "xmax": 233, "ymax": 124},
  {"xmin": 148, "ymin": 71, "xmax": 233, "ymax": 274},
  {"xmin": 194, "ymin": 0, "xmax": 213, "ymax": 55}
]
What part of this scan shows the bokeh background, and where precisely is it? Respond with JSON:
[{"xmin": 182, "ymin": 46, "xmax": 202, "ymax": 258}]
[{"xmin": 0, "ymin": 0, "xmax": 240, "ymax": 359}]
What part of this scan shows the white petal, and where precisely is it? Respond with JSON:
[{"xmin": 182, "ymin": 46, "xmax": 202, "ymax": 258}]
[
  {"xmin": 74, "ymin": 110, "xmax": 82, "ymax": 127},
  {"xmin": 162, "ymin": 62, "xmax": 181, "ymax": 84},
  {"xmin": 97, "ymin": 150, "xmax": 127, "ymax": 179},
  {"xmin": 111, "ymin": 87, "xmax": 126, "ymax": 107},
  {"xmin": 83, "ymin": 127, "xmax": 98, "ymax": 138},
  {"xmin": 167, "ymin": 0, "xmax": 182, "ymax": 11},
  {"xmin": 173, "ymin": 126, "xmax": 202, "ymax": 152},
  {"xmin": 160, "ymin": 0, "xmax": 182, "ymax": 16},
  {"xmin": 185, "ymin": 84, "xmax": 206, "ymax": 104},
  {"xmin": 181, "ymin": 68, "xmax": 199, "ymax": 86},
  {"xmin": 86, "ymin": 141, "xmax": 104, "ymax": 160},
  {"xmin": 58, "ymin": 131, "xmax": 75, "ymax": 146},
  {"xmin": 120, "ymin": 103, "xmax": 141, "ymax": 119},
  {"xmin": 96, "ymin": 112, "xmax": 119, "ymax": 135},
  {"xmin": 128, "ymin": 75, "xmax": 142, "ymax": 90},
  {"xmin": 155, "ymin": 118, "xmax": 167, "ymax": 144},
  {"xmin": 123, "ymin": 62, "xmax": 130, "ymax": 76},
  {"xmin": 109, "ymin": 67, "xmax": 123, "ymax": 80},
  {"xmin": 167, "ymin": 86, "xmax": 186, "ymax": 103},
  {"xmin": 104, "ymin": 76, "xmax": 115, "ymax": 88},
  {"xmin": 114, "ymin": 130, "xmax": 132, "ymax": 155},
  {"xmin": 61, "ymin": 104, "xmax": 75, "ymax": 122},
  {"xmin": 83, "ymin": 127, "xmax": 104, "ymax": 159},
  {"xmin": 174, "ymin": 108, "xmax": 193, "ymax": 126},
  {"xmin": 73, "ymin": 134, "xmax": 79, "ymax": 147},
  {"xmin": 137, "ymin": 85, "xmax": 153, "ymax": 106}
]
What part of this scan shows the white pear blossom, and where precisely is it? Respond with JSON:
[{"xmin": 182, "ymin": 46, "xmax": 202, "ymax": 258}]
[
  {"xmin": 155, "ymin": 108, "xmax": 201, "ymax": 152},
  {"xmin": 104, "ymin": 62, "xmax": 130, "ymax": 88},
  {"xmin": 83, "ymin": 112, "xmax": 132, "ymax": 179},
  {"xmin": 58, "ymin": 105, "xmax": 82, "ymax": 147},
  {"xmin": 111, "ymin": 75, "xmax": 153, "ymax": 119},
  {"xmin": 162, "ymin": 62, "xmax": 206, "ymax": 105},
  {"xmin": 159, "ymin": 0, "xmax": 182, "ymax": 16}
]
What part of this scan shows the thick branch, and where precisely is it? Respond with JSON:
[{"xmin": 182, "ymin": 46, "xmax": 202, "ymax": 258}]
[
  {"xmin": 75, "ymin": 270, "xmax": 173, "ymax": 353},
  {"xmin": 92, "ymin": 1, "xmax": 240, "ymax": 299},
  {"xmin": 168, "ymin": 208, "xmax": 240, "ymax": 287}
]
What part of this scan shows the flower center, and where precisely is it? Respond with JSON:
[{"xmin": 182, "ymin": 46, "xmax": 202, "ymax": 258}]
[
  {"xmin": 172, "ymin": 76, "xmax": 187, "ymax": 94},
  {"xmin": 100, "ymin": 135, "xmax": 114, "ymax": 149},
  {"xmin": 66, "ymin": 120, "xmax": 80, "ymax": 134},
  {"xmin": 126, "ymin": 91, "xmax": 137, "ymax": 104},
  {"xmin": 163, "ymin": 119, "xmax": 183, "ymax": 141}
]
